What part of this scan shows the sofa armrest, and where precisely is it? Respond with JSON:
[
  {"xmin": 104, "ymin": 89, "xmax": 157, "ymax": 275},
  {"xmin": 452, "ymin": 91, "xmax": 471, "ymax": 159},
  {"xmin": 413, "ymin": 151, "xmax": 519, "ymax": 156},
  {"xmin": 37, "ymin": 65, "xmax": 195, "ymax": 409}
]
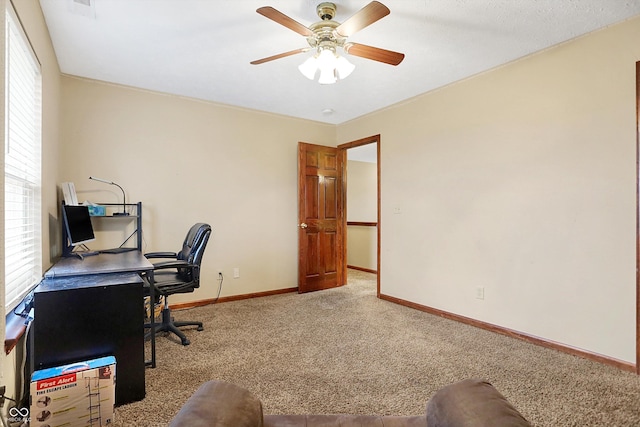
[
  {"xmin": 426, "ymin": 379, "xmax": 531, "ymax": 427},
  {"xmin": 170, "ymin": 381, "xmax": 264, "ymax": 427}
]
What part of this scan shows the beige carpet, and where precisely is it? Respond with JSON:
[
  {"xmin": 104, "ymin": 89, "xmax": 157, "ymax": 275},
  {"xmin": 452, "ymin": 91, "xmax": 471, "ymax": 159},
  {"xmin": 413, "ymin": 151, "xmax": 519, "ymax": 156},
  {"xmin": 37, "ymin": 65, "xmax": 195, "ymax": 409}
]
[{"xmin": 115, "ymin": 270, "xmax": 640, "ymax": 426}]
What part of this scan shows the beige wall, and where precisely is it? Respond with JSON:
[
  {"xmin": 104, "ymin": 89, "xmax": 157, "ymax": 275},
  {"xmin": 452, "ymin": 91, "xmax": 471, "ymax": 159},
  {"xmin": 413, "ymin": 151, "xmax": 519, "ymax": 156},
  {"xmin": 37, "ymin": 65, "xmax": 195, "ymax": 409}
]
[
  {"xmin": 347, "ymin": 160, "xmax": 377, "ymax": 222},
  {"xmin": 4, "ymin": 0, "xmax": 640, "ymax": 402},
  {"xmin": 347, "ymin": 227, "xmax": 377, "ymax": 271},
  {"xmin": 338, "ymin": 16, "xmax": 640, "ymax": 363},
  {"xmin": 1, "ymin": 0, "xmax": 62, "ymax": 408},
  {"xmin": 59, "ymin": 76, "xmax": 335, "ymax": 301},
  {"xmin": 347, "ymin": 160, "xmax": 377, "ymax": 270}
]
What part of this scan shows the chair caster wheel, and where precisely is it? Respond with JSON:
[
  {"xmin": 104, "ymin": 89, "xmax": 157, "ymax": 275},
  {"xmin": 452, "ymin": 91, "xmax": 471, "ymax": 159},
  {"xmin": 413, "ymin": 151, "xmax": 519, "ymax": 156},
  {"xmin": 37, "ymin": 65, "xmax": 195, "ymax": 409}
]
[
  {"xmin": 197, "ymin": 326, "xmax": 204, "ymax": 331},
  {"xmin": 181, "ymin": 338, "xmax": 191, "ymax": 346}
]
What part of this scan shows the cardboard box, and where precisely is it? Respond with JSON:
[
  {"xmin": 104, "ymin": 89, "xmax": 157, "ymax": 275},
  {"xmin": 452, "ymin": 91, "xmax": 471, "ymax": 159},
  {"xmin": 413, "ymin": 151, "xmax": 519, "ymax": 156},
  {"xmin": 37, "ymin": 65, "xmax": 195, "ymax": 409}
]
[
  {"xmin": 30, "ymin": 356, "xmax": 116, "ymax": 427},
  {"xmin": 144, "ymin": 295, "xmax": 164, "ymax": 321}
]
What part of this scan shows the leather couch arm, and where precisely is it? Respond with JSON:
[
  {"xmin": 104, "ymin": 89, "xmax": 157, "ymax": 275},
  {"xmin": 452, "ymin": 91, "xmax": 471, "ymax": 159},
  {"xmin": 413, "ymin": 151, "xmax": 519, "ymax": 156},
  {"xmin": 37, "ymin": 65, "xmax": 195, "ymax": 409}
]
[
  {"xmin": 170, "ymin": 381, "xmax": 264, "ymax": 427},
  {"xmin": 426, "ymin": 379, "xmax": 531, "ymax": 427}
]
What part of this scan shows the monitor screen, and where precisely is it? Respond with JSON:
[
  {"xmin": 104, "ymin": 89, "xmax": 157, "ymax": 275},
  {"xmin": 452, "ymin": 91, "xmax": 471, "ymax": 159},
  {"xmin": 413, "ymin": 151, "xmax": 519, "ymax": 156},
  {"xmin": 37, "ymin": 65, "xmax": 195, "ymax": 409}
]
[{"xmin": 63, "ymin": 205, "xmax": 95, "ymax": 246}]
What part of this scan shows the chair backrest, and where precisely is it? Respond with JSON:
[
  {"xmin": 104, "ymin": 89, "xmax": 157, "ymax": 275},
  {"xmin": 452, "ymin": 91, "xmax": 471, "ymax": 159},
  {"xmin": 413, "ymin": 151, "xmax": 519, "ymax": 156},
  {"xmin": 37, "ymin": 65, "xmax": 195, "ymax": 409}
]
[{"xmin": 177, "ymin": 223, "xmax": 211, "ymax": 285}]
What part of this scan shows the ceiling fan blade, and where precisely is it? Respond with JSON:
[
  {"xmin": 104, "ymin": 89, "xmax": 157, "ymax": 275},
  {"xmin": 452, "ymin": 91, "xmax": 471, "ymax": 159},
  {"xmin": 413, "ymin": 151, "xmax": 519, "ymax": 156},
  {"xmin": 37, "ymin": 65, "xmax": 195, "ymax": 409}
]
[
  {"xmin": 336, "ymin": 1, "xmax": 390, "ymax": 37},
  {"xmin": 344, "ymin": 42, "xmax": 404, "ymax": 66},
  {"xmin": 250, "ymin": 48, "xmax": 309, "ymax": 65},
  {"xmin": 257, "ymin": 6, "xmax": 313, "ymax": 37}
]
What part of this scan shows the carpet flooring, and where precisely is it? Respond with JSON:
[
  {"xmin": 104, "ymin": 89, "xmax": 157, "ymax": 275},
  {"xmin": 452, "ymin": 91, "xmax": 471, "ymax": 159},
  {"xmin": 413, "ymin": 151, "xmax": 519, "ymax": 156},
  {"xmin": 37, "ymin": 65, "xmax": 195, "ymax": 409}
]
[{"xmin": 114, "ymin": 270, "xmax": 640, "ymax": 426}]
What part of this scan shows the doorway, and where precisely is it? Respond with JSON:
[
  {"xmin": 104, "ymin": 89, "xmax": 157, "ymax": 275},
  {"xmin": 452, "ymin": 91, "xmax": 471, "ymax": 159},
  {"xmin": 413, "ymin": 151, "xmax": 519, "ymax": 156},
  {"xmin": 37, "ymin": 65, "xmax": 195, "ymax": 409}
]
[{"xmin": 338, "ymin": 135, "xmax": 381, "ymax": 296}]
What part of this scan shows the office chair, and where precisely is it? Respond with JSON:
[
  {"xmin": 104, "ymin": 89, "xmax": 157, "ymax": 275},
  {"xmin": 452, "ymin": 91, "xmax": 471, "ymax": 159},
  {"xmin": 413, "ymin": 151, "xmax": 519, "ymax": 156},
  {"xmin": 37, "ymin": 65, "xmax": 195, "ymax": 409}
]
[{"xmin": 145, "ymin": 223, "xmax": 212, "ymax": 346}]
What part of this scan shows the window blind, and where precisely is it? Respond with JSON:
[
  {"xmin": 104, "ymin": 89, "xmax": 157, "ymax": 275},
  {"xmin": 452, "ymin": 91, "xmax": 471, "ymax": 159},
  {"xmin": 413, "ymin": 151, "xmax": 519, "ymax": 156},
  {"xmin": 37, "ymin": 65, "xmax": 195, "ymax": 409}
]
[{"xmin": 4, "ymin": 5, "xmax": 42, "ymax": 312}]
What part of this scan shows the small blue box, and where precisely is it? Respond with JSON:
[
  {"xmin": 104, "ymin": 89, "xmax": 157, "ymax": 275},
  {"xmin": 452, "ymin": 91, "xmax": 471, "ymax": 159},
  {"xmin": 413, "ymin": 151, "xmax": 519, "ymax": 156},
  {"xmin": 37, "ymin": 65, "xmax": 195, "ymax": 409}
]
[{"xmin": 87, "ymin": 205, "xmax": 106, "ymax": 216}]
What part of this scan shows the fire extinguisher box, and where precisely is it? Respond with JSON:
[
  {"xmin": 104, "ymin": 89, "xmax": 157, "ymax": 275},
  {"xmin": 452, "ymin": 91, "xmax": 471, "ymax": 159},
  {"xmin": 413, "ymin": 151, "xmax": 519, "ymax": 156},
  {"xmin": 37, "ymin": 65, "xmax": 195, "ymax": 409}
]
[{"xmin": 30, "ymin": 356, "xmax": 116, "ymax": 427}]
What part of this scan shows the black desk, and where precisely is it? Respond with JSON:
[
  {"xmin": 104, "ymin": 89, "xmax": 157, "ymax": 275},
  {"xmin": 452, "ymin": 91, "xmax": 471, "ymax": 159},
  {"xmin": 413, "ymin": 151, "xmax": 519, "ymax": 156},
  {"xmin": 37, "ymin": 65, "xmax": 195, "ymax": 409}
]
[
  {"xmin": 42, "ymin": 251, "xmax": 156, "ymax": 367},
  {"xmin": 32, "ymin": 273, "xmax": 144, "ymax": 405},
  {"xmin": 44, "ymin": 250, "xmax": 154, "ymax": 279},
  {"xmin": 33, "ymin": 252, "xmax": 156, "ymax": 405}
]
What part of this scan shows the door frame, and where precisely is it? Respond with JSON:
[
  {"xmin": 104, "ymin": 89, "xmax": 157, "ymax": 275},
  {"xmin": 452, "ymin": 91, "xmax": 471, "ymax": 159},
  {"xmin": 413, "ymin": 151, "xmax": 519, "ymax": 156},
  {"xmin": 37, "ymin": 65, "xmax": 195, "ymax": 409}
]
[
  {"xmin": 636, "ymin": 62, "xmax": 640, "ymax": 374},
  {"xmin": 338, "ymin": 135, "xmax": 381, "ymax": 296}
]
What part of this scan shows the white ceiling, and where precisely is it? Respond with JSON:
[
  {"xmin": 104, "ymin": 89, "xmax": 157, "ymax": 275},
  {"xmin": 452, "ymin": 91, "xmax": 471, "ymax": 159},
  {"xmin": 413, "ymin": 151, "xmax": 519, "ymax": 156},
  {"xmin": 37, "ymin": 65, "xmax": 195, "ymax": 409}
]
[{"xmin": 39, "ymin": 0, "xmax": 640, "ymax": 125}]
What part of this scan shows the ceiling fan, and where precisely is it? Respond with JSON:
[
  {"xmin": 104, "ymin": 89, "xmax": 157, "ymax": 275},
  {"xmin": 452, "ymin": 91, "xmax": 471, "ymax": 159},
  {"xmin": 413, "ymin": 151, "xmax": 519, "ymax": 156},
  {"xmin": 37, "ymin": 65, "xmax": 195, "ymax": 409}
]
[{"xmin": 250, "ymin": 1, "xmax": 405, "ymax": 84}]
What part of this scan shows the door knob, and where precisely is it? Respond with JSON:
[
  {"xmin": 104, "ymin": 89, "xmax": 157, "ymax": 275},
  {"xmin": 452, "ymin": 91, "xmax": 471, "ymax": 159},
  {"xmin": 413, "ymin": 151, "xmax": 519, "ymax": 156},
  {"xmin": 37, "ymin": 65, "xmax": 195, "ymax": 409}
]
[{"xmin": 299, "ymin": 223, "xmax": 308, "ymax": 229}]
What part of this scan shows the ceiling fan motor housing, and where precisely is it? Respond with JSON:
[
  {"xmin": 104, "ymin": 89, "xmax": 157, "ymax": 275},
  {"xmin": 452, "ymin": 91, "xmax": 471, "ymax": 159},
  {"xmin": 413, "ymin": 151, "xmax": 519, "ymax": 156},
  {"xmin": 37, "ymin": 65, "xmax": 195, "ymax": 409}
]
[
  {"xmin": 316, "ymin": 2, "xmax": 337, "ymax": 21},
  {"xmin": 308, "ymin": 20, "xmax": 343, "ymax": 50},
  {"xmin": 308, "ymin": 3, "xmax": 345, "ymax": 52}
]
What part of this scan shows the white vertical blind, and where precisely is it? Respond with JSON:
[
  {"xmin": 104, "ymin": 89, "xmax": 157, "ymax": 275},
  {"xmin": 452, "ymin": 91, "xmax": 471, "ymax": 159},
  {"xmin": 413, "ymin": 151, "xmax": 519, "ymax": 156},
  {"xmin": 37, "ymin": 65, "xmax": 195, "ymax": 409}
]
[{"xmin": 4, "ymin": 5, "xmax": 42, "ymax": 312}]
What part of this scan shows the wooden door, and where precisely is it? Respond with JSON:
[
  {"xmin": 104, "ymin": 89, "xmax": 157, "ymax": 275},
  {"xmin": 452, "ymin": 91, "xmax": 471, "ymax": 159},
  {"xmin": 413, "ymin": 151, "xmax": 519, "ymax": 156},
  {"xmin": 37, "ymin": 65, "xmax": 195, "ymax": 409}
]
[{"xmin": 298, "ymin": 142, "xmax": 344, "ymax": 292}]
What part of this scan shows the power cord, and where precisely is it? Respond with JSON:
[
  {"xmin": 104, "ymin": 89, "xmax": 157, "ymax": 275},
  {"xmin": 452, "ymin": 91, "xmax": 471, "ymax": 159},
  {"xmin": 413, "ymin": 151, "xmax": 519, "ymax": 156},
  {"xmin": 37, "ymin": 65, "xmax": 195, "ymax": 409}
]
[
  {"xmin": 213, "ymin": 272, "xmax": 223, "ymax": 304},
  {"xmin": 12, "ymin": 292, "xmax": 34, "ymax": 317},
  {"xmin": 16, "ymin": 311, "xmax": 33, "ymax": 412},
  {"xmin": 172, "ymin": 272, "xmax": 223, "ymax": 314}
]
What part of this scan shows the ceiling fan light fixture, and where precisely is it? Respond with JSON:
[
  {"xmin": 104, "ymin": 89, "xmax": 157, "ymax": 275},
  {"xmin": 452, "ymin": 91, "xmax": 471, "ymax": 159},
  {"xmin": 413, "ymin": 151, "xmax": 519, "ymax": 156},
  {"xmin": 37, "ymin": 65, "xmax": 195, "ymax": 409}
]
[
  {"xmin": 317, "ymin": 48, "xmax": 337, "ymax": 84},
  {"xmin": 298, "ymin": 56, "xmax": 318, "ymax": 80},
  {"xmin": 335, "ymin": 55, "xmax": 355, "ymax": 79},
  {"xmin": 299, "ymin": 47, "xmax": 355, "ymax": 84},
  {"xmin": 318, "ymin": 66, "xmax": 337, "ymax": 85},
  {"xmin": 317, "ymin": 47, "xmax": 337, "ymax": 68}
]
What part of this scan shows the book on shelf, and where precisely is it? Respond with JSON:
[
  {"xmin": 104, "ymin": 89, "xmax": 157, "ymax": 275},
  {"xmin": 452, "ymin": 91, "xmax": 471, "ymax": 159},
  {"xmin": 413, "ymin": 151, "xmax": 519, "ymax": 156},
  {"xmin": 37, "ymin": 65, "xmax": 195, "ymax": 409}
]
[{"xmin": 61, "ymin": 182, "xmax": 78, "ymax": 206}]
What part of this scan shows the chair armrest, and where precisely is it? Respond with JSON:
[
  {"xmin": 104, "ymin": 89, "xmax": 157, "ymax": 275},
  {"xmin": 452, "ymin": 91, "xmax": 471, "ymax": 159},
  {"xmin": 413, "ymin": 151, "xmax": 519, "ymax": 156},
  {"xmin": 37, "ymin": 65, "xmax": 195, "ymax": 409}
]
[
  {"xmin": 152, "ymin": 260, "xmax": 190, "ymax": 270},
  {"xmin": 145, "ymin": 251, "xmax": 178, "ymax": 259}
]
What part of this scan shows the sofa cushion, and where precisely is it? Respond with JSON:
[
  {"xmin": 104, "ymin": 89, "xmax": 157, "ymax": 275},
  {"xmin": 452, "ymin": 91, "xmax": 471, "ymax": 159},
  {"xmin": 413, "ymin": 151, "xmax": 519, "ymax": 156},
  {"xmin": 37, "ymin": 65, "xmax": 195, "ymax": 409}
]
[
  {"xmin": 169, "ymin": 381, "xmax": 263, "ymax": 427},
  {"xmin": 426, "ymin": 379, "xmax": 531, "ymax": 427}
]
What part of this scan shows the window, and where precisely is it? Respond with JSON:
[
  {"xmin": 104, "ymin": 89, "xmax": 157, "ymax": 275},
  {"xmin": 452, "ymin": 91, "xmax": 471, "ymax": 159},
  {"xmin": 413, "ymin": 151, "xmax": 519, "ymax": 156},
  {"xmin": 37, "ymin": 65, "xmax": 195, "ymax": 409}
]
[{"xmin": 4, "ymin": 4, "xmax": 42, "ymax": 313}]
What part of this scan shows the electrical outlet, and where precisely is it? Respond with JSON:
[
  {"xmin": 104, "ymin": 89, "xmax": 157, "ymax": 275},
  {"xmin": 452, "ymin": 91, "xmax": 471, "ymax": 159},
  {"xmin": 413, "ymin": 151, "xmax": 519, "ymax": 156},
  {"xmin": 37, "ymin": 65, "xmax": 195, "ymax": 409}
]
[
  {"xmin": 476, "ymin": 286, "xmax": 485, "ymax": 300},
  {"xmin": 233, "ymin": 268, "xmax": 240, "ymax": 278}
]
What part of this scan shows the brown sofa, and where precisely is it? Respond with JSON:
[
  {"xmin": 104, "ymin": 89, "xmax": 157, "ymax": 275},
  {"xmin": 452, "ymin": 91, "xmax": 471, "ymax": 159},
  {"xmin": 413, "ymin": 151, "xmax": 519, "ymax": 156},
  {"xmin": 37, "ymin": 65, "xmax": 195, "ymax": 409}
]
[{"xmin": 169, "ymin": 378, "xmax": 532, "ymax": 427}]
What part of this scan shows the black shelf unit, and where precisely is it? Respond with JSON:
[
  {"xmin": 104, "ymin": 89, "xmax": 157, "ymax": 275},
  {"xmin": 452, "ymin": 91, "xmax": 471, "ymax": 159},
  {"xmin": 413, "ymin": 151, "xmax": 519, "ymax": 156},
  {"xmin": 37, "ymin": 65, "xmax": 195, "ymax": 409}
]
[{"xmin": 62, "ymin": 202, "xmax": 142, "ymax": 257}]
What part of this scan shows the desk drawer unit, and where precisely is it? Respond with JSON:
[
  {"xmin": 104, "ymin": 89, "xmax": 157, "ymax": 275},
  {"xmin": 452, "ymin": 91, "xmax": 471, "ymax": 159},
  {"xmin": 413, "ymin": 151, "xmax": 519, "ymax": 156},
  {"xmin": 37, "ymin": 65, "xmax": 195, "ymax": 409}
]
[{"xmin": 31, "ymin": 272, "xmax": 145, "ymax": 405}]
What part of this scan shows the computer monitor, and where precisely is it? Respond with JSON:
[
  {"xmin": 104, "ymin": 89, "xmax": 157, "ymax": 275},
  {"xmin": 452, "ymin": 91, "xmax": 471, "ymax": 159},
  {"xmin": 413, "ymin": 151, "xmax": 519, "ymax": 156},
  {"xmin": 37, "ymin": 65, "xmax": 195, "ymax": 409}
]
[{"xmin": 62, "ymin": 205, "xmax": 95, "ymax": 246}]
